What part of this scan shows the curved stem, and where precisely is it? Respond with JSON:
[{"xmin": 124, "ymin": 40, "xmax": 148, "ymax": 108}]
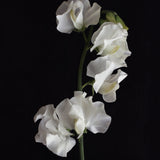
[
  {"xmin": 77, "ymin": 27, "xmax": 93, "ymax": 91},
  {"xmin": 82, "ymin": 79, "xmax": 95, "ymax": 90},
  {"xmin": 77, "ymin": 27, "xmax": 93, "ymax": 160},
  {"xmin": 77, "ymin": 39, "xmax": 89, "ymax": 91},
  {"xmin": 77, "ymin": 32, "xmax": 88, "ymax": 160}
]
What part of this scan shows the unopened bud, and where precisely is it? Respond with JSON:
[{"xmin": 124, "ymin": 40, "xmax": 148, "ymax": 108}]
[{"xmin": 104, "ymin": 10, "xmax": 129, "ymax": 30}]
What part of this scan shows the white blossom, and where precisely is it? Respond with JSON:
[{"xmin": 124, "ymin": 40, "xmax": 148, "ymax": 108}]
[
  {"xmin": 87, "ymin": 55, "xmax": 126, "ymax": 93},
  {"xmin": 91, "ymin": 22, "xmax": 131, "ymax": 65},
  {"xmin": 55, "ymin": 92, "xmax": 111, "ymax": 138},
  {"xmin": 98, "ymin": 69, "xmax": 127, "ymax": 102},
  {"xmin": 68, "ymin": 91, "xmax": 111, "ymax": 138},
  {"xmin": 34, "ymin": 92, "xmax": 112, "ymax": 156},
  {"xmin": 56, "ymin": 0, "xmax": 101, "ymax": 33},
  {"xmin": 34, "ymin": 104, "xmax": 76, "ymax": 157}
]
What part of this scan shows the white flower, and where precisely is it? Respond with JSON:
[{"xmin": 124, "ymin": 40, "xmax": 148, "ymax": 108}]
[
  {"xmin": 91, "ymin": 22, "xmax": 131, "ymax": 65},
  {"xmin": 56, "ymin": 92, "xmax": 111, "ymax": 138},
  {"xmin": 87, "ymin": 55, "xmax": 126, "ymax": 93},
  {"xmin": 56, "ymin": 0, "xmax": 101, "ymax": 33},
  {"xmin": 34, "ymin": 92, "xmax": 111, "ymax": 155},
  {"xmin": 68, "ymin": 91, "xmax": 111, "ymax": 138},
  {"xmin": 98, "ymin": 69, "xmax": 127, "ymax": 103},
  {"xmin": 34, "ymin": 104, "xmax": 76, "ymax": 157}
]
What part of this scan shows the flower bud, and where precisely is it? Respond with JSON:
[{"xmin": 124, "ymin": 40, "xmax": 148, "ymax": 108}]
[{"xmin": 104, "ymin": 10, "xmax": 128, "ymax": 30}]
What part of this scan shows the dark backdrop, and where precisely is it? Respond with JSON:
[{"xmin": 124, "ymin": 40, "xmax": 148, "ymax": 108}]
[{"xmin": 1, "ymin": 0, "xmax": 159, "ymax": 160}]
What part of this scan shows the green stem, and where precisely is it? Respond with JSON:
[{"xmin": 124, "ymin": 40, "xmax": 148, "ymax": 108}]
[
  {"xmin": 77, "ymin": 31, "xmax": 89, "ymax": 160},
  {"xmin": 77, "ymin": 27, "xmax": 93, "ymax": 160},
  {"xmin": 82, "ymin": 79, "xmax": 95, "ymax": 89},
  {"xmin": 79, "ymin": 135, "xmax": 85, "ymax": 160},
  {"xmin": 77, "ymin": 32, "xmax": 89, "ymax": 91}
]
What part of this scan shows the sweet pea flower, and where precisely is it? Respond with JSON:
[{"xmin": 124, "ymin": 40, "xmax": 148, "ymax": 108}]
[
  {"xmin": 87, "ymin": 55, "xmax": 126, "ymax": 93},
  {"xmin": 69, "ymin": 91, "xmax": 111, "ymax": 138},
  {"xmin": 34, "ymin": 92, "xmax": 111, "ymax": 156},
  {"xmin": 34, "ymin": 104, "xmax": 76, "ymax": 157},
  {"xmin": 55, "ymin": 91, "xmax": 111, "ymax": 138},
  {"xmin": 91, "ymin": 22, "xmax": 131, "ymax": 64},
  {"xmin": 56, "ymin": 0, "xmax": 101, "ymax": 33},
  {"xmin": 98, "ymin": 69, "xmax": 127, "ymax": 102}
]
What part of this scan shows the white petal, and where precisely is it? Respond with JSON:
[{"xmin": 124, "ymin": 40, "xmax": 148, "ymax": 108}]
[
  {"xmin": 58, "ymin": 123, "xmax": 73, "ymax": 137},
  {"xmin": 45, "ymin": 119, "xmax": 59, "ymax": 134},
  {"xmin": 55, "ymin": 98, "xmax": 74, "ymax": 130},
  {"xmin": 99, "ymin": 81, "xmax": 118, "ymax": 95},
  {"xmin": 75, "ymin": 118, "xmax": 85, "ymax": 138},
  {"xmin": 91, "ymin": 22, "xmax": 126, "ymax": 45},
  {"xmin": 102, "ymin": 39, "xmax": 131, "ymax": 65},
  {"xmin": 91, "ymin": 22, "xmax": 107, "ymax": 44},
  {"xmin": 74, "ymin": 91, "xmax": 87, "ymax": 98},
  {"xmin": 34, "ymin": 102, "xmax": 76, "ymax": 157},
  {"xmin": 84, "ymin": 3, "xmax": 101, "ymax": 27},
  {"xmin": 70, "ymin": 1, "xmax": 84, "ymax": 30},
  {"xmin": 69, "ymin": 104, "xmax": 84, "ymax": 122},
  {"xmin": 69, "ymin": 92, "xmax": 87, "ymax": 136},
  {"xmin": 116, "ymin": 69, "xmax": 127, "ymax": 83},
  {"xmin": 99, "ymin": 70, "xmax": 127, "ymax": 103},
  {"xmin": 85, "ymin": 101, "xmax": 111, "ymax": 133},
  {"xmin": 79, "ymin": 0, "xmax": 90, "ymax": 9},
  {"xmin": 87, "ymin": 55, "xmax": 127, "ymax": 93},
  {"xmin": 103, "ymin": 91, "xmax": 117, "ymax": 103},
  {"xmin": 56, "ymin": 1, "xmax": 74, "ymax": 33},
  {"xmin": 91, "ymin": 22, "xmax": 128, "ymax": 53},
  {"xmin": 34, "ymin": 104, "xmax": 55, "ymax": 122},
  {"xmin": 88, "ymin": 56, "xmax": 122, "ymax": 93},
  {"xmin": 87, "ymin": 56, "xmax": 110, "ymax": 78},
  {"xmin": 46, "ymin": 133, "xmax": 76, "ymax": 157},
  {"xmin": 35, "ymin": 118, "xmax": 49, "ymax": 145}
]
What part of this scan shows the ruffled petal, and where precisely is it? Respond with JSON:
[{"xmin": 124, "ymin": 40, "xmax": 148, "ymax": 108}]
[
  {"xmin": 87, "ymin": 56, "xmax": 123, "ymax": 93},
  {"xmin": 35, "ymin": 118, "xmax": 49, "ymax": 145},
  {"xmin": 70, "ymin": 1, "xmax": 84, "ymax": 30},
  {"xmin": 86, "ymin": 101, "xmax": 111, "ymax": 133},
  {"xmin": 84, "ymin": 3, "xmax": 101, "ymax": 27},
  {"xmin": 87, "ymin": 55, "xmax": 110, "ymax": 78},
  {"xmin": 79, "ymin": 0, "xmax": 90, "ymax": 9},
  {"xmin": 103, "ymin": 92, "xmax": 117, "ymax": 103},
  {"xmin": 99, "ymin": 70, "xmax": 127, "ymax": 103},
  {"xmin": 56, "ymin": 98, "xmax": 74, "ymax": 130},
  {"xmin": 34, "ymin": 104, "xmax": 55, "ymax": 122},
  {"xmin": 56, "ymin": 1, "xmax": 74, "ymax": 33},
  {"xmin": 34, "ymin": 103, "xmax": 76, "ymax": 157},
  {"xmin": 91, "ymin": 22, "xmax": 128, "ymax": 54},
  {"xmin": 69, "ymin": 92, "xmax": 88, "ymax": 136},
  {"xmin": 46, "ymin": 133, "xmax": 76, "ymax": 157}
]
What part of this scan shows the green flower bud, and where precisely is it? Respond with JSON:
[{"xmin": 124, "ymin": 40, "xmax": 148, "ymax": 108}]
[
  {"xmin": 102, "ymin": 10, "xmax": 129, "ymax": 30},
  {"xmin": 105, "ymin": 10, "xmax": 117, "ymax": 23}
]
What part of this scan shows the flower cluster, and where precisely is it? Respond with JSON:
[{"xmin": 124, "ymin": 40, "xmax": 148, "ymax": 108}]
[
  {"xmin": 34, "ymin": 0, "xmax": 131, "ymax": 158},
  {"xmin": 34, "ymin": 91, "xmax": 111, "ymax": 157},
  {"xmin": 87, "ymin": 22, "xmax": 131, "ymax": 102}
]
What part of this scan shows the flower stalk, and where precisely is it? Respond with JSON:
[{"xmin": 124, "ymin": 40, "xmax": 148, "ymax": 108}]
[
  {"xmin": 79, "ymin": 135, "xmax": 85, "ymax": 160},
  {"xmin": 77, "ymin": 27, "xmax": 93, "ymax": 91},
  {"xmin": 77, "ymin": 31, "xmax": 89, "ymax": 160},
  {"xmin": 34, "ymin": 0, "xmax": 131, "ymax": 159},
  {"xmin": 77, "ymin": 33, "xmax": 89, "ymax": 91},
  {"xmin": 77, "ymin": 27, "xmax": 93, "ymax": 160}
]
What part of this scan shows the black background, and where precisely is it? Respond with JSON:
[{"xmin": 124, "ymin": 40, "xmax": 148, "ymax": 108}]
[{"xmin": 1, "ymin": 0, "xmax": 159, "ymax": 160}]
